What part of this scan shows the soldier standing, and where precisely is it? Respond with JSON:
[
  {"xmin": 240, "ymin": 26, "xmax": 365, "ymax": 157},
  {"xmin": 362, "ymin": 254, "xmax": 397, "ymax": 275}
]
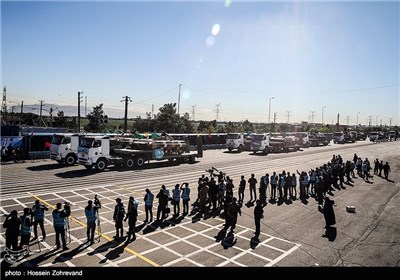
[
  {"xmin": 180, "ymin": 183, "xmax": 191, "ymax": 215},
  {"xmin": 225, "ymin": 197, "xmax": 241, "ymax": 233},
  {"xmin": 248, "ymin": 174, "xmax": 257, "ymax": 201},
  {"xmin": 20, "ymin": 208, "xmax": 32, "ymax": 249},
  {"xmin": 3, "ymin": 210, "xmax": 20, "ymax": 250},
  {"xmin": 254, "ymin": 200, "xmax": 264, "ymax": 236},
  {"xmin": 238, "ymin": 175, "xmax": 246, "ymax": 204},
  {"xmin": 124, "ymin": 197, "xmax": 138, "ymax": 243},
  {"xmin": 113, "ymin": 198, "xmax": 125, "ymax": 238},
  {"xmin": 383, "ymin": 162, "xmax": 391, "ymax": 180},
  {"xmin": 144, "ymin": 189, "xmax": 154, "ymax": 222}
]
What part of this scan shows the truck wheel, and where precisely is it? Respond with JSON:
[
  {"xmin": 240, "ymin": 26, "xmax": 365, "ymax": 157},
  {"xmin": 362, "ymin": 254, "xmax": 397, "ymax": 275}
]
[
  {"xmin": 136, "ymin": 157, "xmax": 145, "ymax": 167},
  {"xmin": 189, "ymin": 157, "xmax": 195, "ymax": 163},
  {"xmin": 125, "ymin": 158, "xmax": 135, "ymax": 168},
  {"xmin": 237, "ymin": 146, "xmax": 242, "ymax": 153},
  {"xmin": 263, "ymin": 148, "xmax": 269, "ymax": 155},
  {"xmin": 65, "ymin": 154, "xmax": 76, "ymax": 166},
  {"xmin": 95, "ymin": 159, "xmax": 107, "ymax": 171}
]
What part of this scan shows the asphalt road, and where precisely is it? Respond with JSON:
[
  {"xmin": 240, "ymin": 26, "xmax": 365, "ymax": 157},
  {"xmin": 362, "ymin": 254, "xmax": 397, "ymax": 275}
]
[{"xmin": 1, "ymin": 140, "xmax": 399, "ymax": 268}]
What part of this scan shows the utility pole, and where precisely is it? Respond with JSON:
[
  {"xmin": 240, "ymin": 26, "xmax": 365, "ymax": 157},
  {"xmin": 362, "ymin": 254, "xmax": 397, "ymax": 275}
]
[
  {"xmin": 268, "ymin": 97, "xmax": 274, "ymax": 124},
  {"xmin": 121, "ymin": 96, "xmax": 132, "ymax": 133},
  {"xmin": 273, "ymin": 112, "xmax": 277, "ymax": 123},
  {"xmin": 310, "ymin": 110, "xmax": 316, "ymax": 124},
  {"xmin": 368, "ymin": 115, "xmax": 373, "ymax": 127},
  {"xmin": 375, "ymin": 115, "xmax": 379, "ymax": 126},
  {"xmin": 151, "ymin": 104, "xmax": 154, "ymax": 120},
  {"xmin": 85, "ymin": 96, "xmax": 87, "ymax": 116},
  {"xmin": 389, "ymin": 117, "xmax": 393, "ymax": 127},
  {"xmin": 39, "ymin": 100, "xmax": 45, "ymax": 120},
  {"xmin": 78, "ymin": 92, "xmax": 83, "ymax": 132},
  {"xmin": 1, "ymin": 86, "xmax": 6, "ymax": 120},
  {"xmin": 191, "ymin": 105, "xmax": 196, "ymax": 121},
  {"xmin": 177, "ymin": 84, "xmax": 182, "ymax": 115},
  {"xmin": 21, "ymin": 101, "xmax": 24, "ymax": 114},
  {"xmin": 346, "ymin": 115, "xmax": 350, "ymax": 126},
  {"xmin": 49, "ymin": 107, "xmax": 57, "ymax": 127},
  {"xmin": 322, "ymin": 106, "xmax": 326, "ymax": 125},
  {"xmin": 357, "ymin": 112, "xmax": 360, "ymax": 126}
]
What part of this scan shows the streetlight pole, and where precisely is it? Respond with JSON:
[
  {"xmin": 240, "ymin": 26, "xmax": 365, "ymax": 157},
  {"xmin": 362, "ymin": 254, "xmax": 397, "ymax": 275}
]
[
  {"xmin": 268, "ymin": 97, "xmax": 274, "ymax": 124},
  {"xmin": 177, "ymin": 84, "xmax": 182, "ymax": 116},
  {"xmin": 322, "ymin": 106, "xmax": 326, "ymax": 125}
]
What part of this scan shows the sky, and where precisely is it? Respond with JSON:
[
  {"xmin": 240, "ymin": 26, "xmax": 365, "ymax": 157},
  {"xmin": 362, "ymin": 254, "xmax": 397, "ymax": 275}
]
[{"xmin": 2, "ymin": 0, "xmax": 399, "ymax": 126}]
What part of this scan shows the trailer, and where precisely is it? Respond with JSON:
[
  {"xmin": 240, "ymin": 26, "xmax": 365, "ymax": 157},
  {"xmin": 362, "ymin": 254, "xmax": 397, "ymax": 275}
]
[
  {"xmin": 77, "ymin": 135, "xmax": 203, "ymax": 171},
  {"xmin": 269, "ymin": 134, "xmax": 298, "ymax": 153},
  {"xmin": 309, "ymin": 132, "xmax": 329, "ymax": 146}
]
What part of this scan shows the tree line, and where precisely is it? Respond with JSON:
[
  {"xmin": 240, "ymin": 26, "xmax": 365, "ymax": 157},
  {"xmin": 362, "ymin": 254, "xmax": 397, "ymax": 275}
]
[{"xmin": 3, "ymin": 103, "xmax": 398, "ymax": 135}]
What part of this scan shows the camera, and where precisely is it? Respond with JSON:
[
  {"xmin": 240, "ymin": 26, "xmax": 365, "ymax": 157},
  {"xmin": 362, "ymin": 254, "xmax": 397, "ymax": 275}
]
[
  {"xmin": 94, "ymin": 194, "xmax": 101, "ymax": 208},
  {"xmin": 63, "ymin": 202, "xmax": 71, "ymax": 210}
]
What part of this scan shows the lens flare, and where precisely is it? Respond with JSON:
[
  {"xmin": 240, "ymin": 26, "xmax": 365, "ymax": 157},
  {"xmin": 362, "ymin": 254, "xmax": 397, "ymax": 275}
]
[
  {"xmin": 224, "ymin": 0, "xmax": 232, "ymax": 8},
  {"xmin": 205, "ymin": 36, "xmax": 215, "ymax": 48},
  {"xmin": 182, "ymin": 89, "xmax": 191, "ymax": 100},
  {"xmin": 211, "ymin": 24, "xmax": 221, "ymax": 36}
]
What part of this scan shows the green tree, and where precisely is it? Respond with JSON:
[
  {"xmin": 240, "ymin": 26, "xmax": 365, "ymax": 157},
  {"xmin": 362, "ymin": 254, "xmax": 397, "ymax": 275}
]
[
  {"xmin": 84, "ymin": 104, "xmax": 108, "ymax": 132},
  {"xmin": 153, "ymin": 103, "xmax": 179, "ymax": 133},
  {"xmin": 225, "ymin": 121, "xmax": 237, "ymax": 133},
  {"xmin": 241, "ymin": 119, "xmax": 254, "ymax": 133},
  {"xmin": 181, "ymin": 112, "xmax": 195, "ymax": 133}
]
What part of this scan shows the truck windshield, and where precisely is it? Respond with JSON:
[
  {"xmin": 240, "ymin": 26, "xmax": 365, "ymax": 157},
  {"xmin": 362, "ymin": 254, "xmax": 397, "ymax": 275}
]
[
  {"xmin": 251, "ymin": 135, "xmax": 265, "ymax": 141},
  {"xmin": 80, "ymin": 138, "xmax": 95, "ymax": 148},
  {"xmin": 227, "ymin": 133, "xmax": 240, "ymax": 139},
  {"xmin": 51, "ymin": 135, "xmax": 64, "ymax": 145}
]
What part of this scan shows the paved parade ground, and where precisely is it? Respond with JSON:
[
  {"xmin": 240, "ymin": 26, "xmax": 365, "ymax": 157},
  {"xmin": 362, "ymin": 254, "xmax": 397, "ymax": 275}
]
[{"xmin": 1, "ymin": 140, "xmax": 399, "ymax": 271}]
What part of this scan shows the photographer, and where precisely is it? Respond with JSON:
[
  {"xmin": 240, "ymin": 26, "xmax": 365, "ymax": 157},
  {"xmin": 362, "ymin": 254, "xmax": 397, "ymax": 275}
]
[
  {"xmin": 31, "ymin": 200, "xmax": 48, "ymax": 241},
  {"xmin": 20, "ymin": 208, "xmax": 32, "ymax": 249},
  {"xmin": 3, "ymin": 210, "xmax": 20, "ymax": 250},
  {"xmin": 52, "ymin": 202, "xmax": 71, "ymax": 251},
  {"xmin": 85, "ymin": 200, "xmax": 100, "ymax": 244}
]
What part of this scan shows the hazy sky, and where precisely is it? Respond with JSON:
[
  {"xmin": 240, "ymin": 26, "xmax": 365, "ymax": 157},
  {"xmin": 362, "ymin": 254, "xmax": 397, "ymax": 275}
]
[{"xmin": 2, "ymin": 0, "xmax": 399, "ymax": 126}]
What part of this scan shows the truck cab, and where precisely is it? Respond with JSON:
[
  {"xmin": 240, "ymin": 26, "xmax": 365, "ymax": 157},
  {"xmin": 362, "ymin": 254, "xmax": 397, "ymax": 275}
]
[
  {"xmin": 250, "ymin": 133, "xmax": 270, "ymax": 154},
  {"xmin": 50, "ymin": 133, "xmax": 82, "ymax": 165},
  {"xmin": 226, "ymin": 133, "xmax": 245, "ymax": 152},
  {"xmin": 332, "ymin": 132, "xmax": 345, "ymax": 144},
  {"xmin": 78, "ymin": 136, "xmax": 111, "ymax": 170}
]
